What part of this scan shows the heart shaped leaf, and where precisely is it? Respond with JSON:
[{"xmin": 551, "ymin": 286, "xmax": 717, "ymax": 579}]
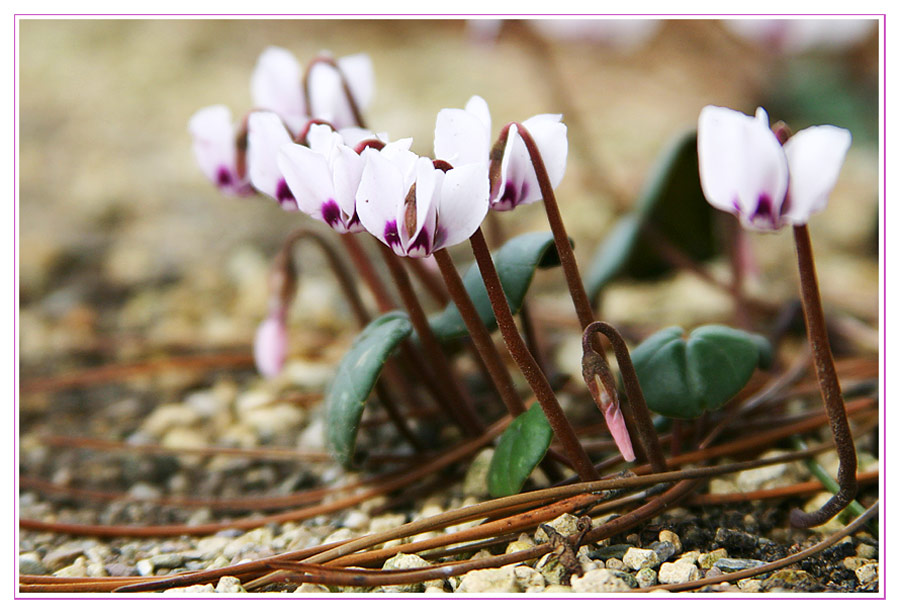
[
  {"xmin": 630, "ymin": 324, "xmax": 772, "ymax": 419},
  {"xmin": 326, "ymin": 311, "xmax": 413, "ymax": 468},
  {"xmin": 430, "ymin": 231, "xmax": 565, "ymax": 341},
  {"xmin": 487, "ymin": 403, "xmax": 553, "ymax": 498},
  {"xmin": 586, "ymin": 130, "xmax": 723, "ymax": 299}
]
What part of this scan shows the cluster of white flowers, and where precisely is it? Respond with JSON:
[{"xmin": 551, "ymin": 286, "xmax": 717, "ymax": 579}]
[{"xmin": 189, "ymin": 46, "xmax": 568, "ymax": 260}]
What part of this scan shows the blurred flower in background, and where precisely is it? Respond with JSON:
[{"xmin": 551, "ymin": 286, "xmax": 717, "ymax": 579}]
[{"xmin": 723, "ymin": 19, "xmax": 875, "ymax": 55}]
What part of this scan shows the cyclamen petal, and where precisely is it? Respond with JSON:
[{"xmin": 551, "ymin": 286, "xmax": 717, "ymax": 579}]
[
  {"xmin": 434, "ymin": 163, "xmax": 490, "ymax": 249},
  {"xmin": 251, "ymin": 47, "xmax": 307, "ymax": 133},
  {"xmin": 604, "ymin": 399, "xmax": 636, "ymax": 462},
  {"xmin": 188, "ymin": 105, "xmax": 252, "ymax": 197},
  {"xmin": 782, "ymin": 125, "xmax": 852, "ymax": 225},
  {"xmin": 698, "ymin": 105, "xmax": 849, "ymax": 231},
  {"xmin": 434, "ymin": 95, "xmax": 491, "ymax": 167},
  {"xmin": 494, "ymin": 114, "xmax": 568, "ymax": 210},
  {"xmin": 357, "ymin": 149, "xmax": 489, "ymax": 257},
  {"xmin": 247, "ymin": 112, "xmax": 297, "ymax": 210}
]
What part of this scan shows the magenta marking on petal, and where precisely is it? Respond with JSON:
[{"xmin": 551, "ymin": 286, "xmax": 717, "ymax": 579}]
[
  {"xmin": 750, "ymin": 193, "xmax": 776, "ymax": 226},
  {"xmin": 216, "ymin": 166, "xmax": 233, "ymax": 188},
  {"xmin": 275, "ymin": 179, "xmax": 295, "ymax": 206},
  {"xmin": 321, "ymin": 199, "xmax": 342, "ymax": 229},
  {"xmin": 383, "ymin": 220, "xmax": 401, "ymax": 249},
  {"xmin": 407, "ymin": 228, "xmax": 432, "ymax": 257}
]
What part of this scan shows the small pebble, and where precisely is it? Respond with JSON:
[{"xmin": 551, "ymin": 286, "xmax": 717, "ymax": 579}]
[
  {"xmin": 623, "ymin": 547, "xmax": 659, "ymax": 571},
  {"xmin": 164, "ymin": 584, "xmax": 215, "ymax": 593},
  {"xmin": 855, "ymin": 563, "xmax": 878, "ymax": 586},
  {"xmin": 843, "ymin": 556, "xmax": 868, "ymax": 571},
  {"xmin": 658, "ymin": 530, "xmax": 682, "ymax": 555},
  {"xmin": 54, "ymin": 557, "xmax": 88, "ymax": 578},
  {"xmin": 462, "ymin": 448, "xmax": 493, "ymax": 498},
  {"xmin": 570, "ymin": 569, "xmax": 637, "ymax": 593},
  {"xmin": 456, "ymin": 567, "xmax": 520, "ymax": 593},
  {"xmin": 534, "ymin": 513, "xmax": 581, "ymax": 543},
  {"xmin": 605, "ymin": 557, "xmax": 626, "ymax": 571},
  {"xmin": 635, "ymin": 567, "xmax": 658, "ymax": 588},
  {"xmin": 44, "ymin": 545, "xmax": 86, "ymax": 571},
  {"xmin": 856, "ymin": 543, "xmax": 877, "ymax": 560},
  {"xmin": 713, "ymin": 558, "xmax": 766, "ymax": 573},
  {"xmin": 658, "ymin": 559, "xmax": 701, "ymax": 584},
  {"xmin": 215, "ymin": 576, "xmax": 246, "ymax": 593},
  {"xmin": 649, "ymin": 540, "xmax": 677, "ymax": 563},
  {"xmin": 737, "ymin": 578, "xmax": 762, "ymax": 593},
  {"xmin": 19, "ymin": 552, "xmax": 47, "ymax": 576},
  {"xmin": 698, "ymin": 548, "xmax": 728, "ymax": 569},
  {"xmin": 293, "ymin": 584, "xmax": 330, "ymax": 593},
  {"xmin": 514, "ymin": 565, "xmax": 545, "ymax": 591}
]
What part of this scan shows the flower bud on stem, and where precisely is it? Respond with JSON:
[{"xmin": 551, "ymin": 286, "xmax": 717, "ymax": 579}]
[
  {"xmin": 495, "ymin": 121, "xmax": 621, "ymax": 410},
  {"xmin": 583, "ymin": 322, "xmax": 668, "ymax": 474}
]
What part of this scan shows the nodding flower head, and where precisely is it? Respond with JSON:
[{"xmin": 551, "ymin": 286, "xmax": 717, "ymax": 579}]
[
  {"xmin": 251, "ymin": 46, "xmax": 375, "ymax": 133},
  {"xmin": 698, "ymin": 105, "xmax": 851, "ymax": 232},
  {"xmin": 188, "ymin": 105, "xmax": 254, "ymax": 197},
  {"xmin": 277, "ymin": 124, "xmax": 399, "ymax": 233},
  {"xmin": 356, "ymin": 144, "xmax": 490, "ymax": 258},
  {"xmin": 492, "ymin": 115, "xmax": 568, "ymax": 211},
  {"xmin": 433, "ymin": 97, "xmax": 569, "ymax": 213}
]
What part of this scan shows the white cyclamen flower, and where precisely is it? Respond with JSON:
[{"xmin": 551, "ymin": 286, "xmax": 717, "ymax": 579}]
[
  {"xmin": 697, "ymin": 105, "xmax": 852, "ymax": 232},
  {"xmin": 494, "ymin": 114, "xmax": 568, "ymax": 211},
  {"xmin": 277, "ymin": 124, "xmax": 405, "ymax": 233},
  {"xmin": 356, "ymin": 145, "xmax": 490, "ymax": 258},
  {"xmin": 188, "ymin": 105, "xmax": 253, "ymax": 197}
]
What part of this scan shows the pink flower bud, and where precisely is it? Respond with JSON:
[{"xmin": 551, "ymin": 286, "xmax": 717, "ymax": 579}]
[{"xmin": 253, "ymin": 314, "xmax": 289, "ymax": 379}]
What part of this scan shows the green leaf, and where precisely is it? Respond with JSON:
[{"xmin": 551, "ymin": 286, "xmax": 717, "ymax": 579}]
[
  {"xmin": 586, "ymin": 130, "xmax": 722, "ymax": 299},
  {"xmin": 429, "ymin": 231, "xmax": 565, "ymax": 341},
  {"xmin": 325, "ymin": 311, "xmax": 413, "ymax": 468},
  {"xmin": 630, "ymin": 325, "xmax": 772, "ymax": 419},
  {"xmin": 488, "ymin": 403, "xmax": 553, "ymax": 498}
]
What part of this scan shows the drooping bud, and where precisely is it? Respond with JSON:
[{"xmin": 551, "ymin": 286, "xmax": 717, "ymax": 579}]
[{"xmin": 582, "ymin": 325, "xmax": 636, "ymax": 462}]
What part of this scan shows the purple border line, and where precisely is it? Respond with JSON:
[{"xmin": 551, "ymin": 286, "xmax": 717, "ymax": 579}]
[{"xmin": 13, "ymin": 13, "xmax": 887, "ymax": 600}]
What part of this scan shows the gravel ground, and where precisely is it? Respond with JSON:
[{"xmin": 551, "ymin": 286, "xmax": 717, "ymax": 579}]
[{"xmin": 18, "ymin": 18, "xmax": 880, "ymax": 594}]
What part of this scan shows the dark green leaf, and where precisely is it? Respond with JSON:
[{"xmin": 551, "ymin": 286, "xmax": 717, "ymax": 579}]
[
  {"xmin": 487, "ymin": 403, "xmax": 553, "ymax": 498},
  {"xmin": 630, "ymin": 325, "xmax": 772, "ymax": 419},
  {"xmin": 586, "ymin": 130, "xmax": 722, "ymax": 299},
  {"xmin": 325, "ymin": 311, "xmax": 412, "ymax": 468},
  {"xmin": 430, "ymin": 232, "xmax": 565, "ymax": 341}
]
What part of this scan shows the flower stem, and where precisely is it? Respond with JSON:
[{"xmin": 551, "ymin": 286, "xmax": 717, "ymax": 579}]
[
  {"xmin": 469, "ymin": 228, "xmax": 599, "ymax": 481},
  {"xmin": 788, "ymin": 224, "xmax": 858, "ymax": 528},
  {"xmin": 406, "ymin": 257, "xmax": 450, "ymax": 306},
  {"xmin": 282, "ymin": 228, "xmax": 370, "ymax": 327},
  {"xmin": 509, "ymin": 122, "xmax": 619, "ymax": 405},
  {"xmin": 433, "ymin": 248, "xmax": 527, "ymax": 418},
  {"xmin": 584, "ymin": 322, "xmax": 668, "ymax": 474},
  {"xmin": 278, "ymin": 228, "xmax": 423, "ymax": 451},
  {"xmin": 378, "ymin": 243, "xmax": 484, "ymax": 437},
  {"xmin": 338, "ymin": 233, "xmax": 396, "ymax": 313}
]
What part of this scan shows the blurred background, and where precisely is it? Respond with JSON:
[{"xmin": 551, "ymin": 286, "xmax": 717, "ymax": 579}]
[{"xmin": 18, "ymin": 18, "xmax": 880, "ymax": 379}]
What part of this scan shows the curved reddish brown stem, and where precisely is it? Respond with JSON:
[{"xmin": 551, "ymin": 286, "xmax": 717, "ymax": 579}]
[
  {"xmin": 469, "ymin": 228, "xmax": 598, "ymax": 481},
  {"xmin": 788, "ymin": 225, "xmax": 858, "ymax": 528},
  {"xmin": 583, "ymin": 321, "xmax": 668, "ymax": 474}
]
